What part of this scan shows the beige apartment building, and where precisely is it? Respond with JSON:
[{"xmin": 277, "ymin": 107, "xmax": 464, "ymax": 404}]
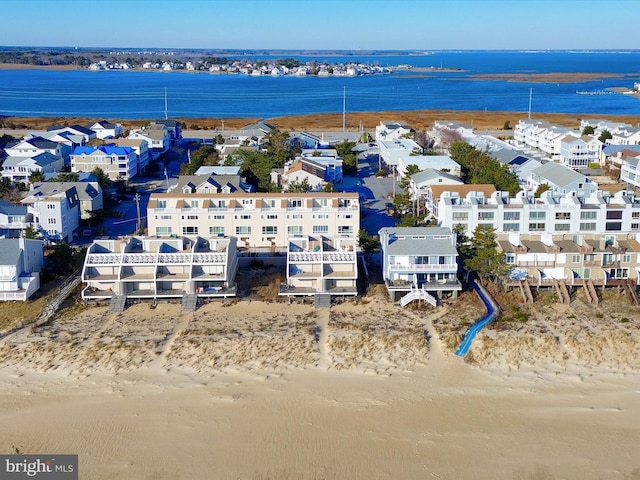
[{"xmin": 146, "ymin": 192, "xmax": 360, "ymax": 249}]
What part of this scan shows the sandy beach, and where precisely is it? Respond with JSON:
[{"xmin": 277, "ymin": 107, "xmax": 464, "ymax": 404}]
[{"xmin": 1, "ymin": 291, "xmax": 639, "ymax": 480}]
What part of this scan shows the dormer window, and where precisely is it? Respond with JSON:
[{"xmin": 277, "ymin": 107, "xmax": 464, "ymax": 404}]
[{"xmin": 222, "ymin": 186, "xmax": 231, "ymax": 194}]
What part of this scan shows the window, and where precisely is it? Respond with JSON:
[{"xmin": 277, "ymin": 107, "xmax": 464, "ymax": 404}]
[
  {"xmin": 266, "ymin": 214, "xmax": 278, "ymax": 220},
  {"xmin": 452, "ymin": 212, "xmax": 468, "ymax": 221},
  {"xmin": 606, "ymin": 222, "xmax": 622, "ymax": 231},
  {"xmin": 290, "ymin": 200, "xmax": 302, "ymax": 208},
  {"xmin": 209, "ymin": 226, "xmax": 225, "ymax": 235},
  {"xmin": 580, "ymin": 222, "xmax": 597, "ymax": 231},
  {"xmin": 528, "ymin": 223, "xmax": 545, "ymax": 232},
  {"xmin": 47, "ymin": 218, "xmax": 56, "ymax": 224},
  {"xmin": 606, "ymin": 210, "xmax": 623, "ymax": 220},
  {"xmin": 313, "ymin": 225, "xmax": 329, "ymax": 234},
  {"xmin": 156, "ymin": 226, "xmax": 172, "ymax": 235},
  {"xmin": 47, "ymin": 204, "xmax": 56, "ymax": 210},
  {"xmin": 623, "ymin": 254, "xmax": 631, "ymax": 263},
  {"xmin": 213, "ymin": 215, "xmax": 224, "ymax": 220},
  {"xmin": 529, "ymin": 211, "xmax": 546, "ymax": 219},
  {"xmin": 262, "ymin": 226, "xmax": 278, "ymax": 234},
  {"xmin": 632, "ymin": 211, "xmax": 640, "ymax": 219},
  {"xmin": 288, "ymin": 225, "xmax": 303, "ymax": 235},
  {"xmin": 632, "ymin": 223, "xmax": 640, "ymax": 230},
  {"xmin": 160, "ymin": 215, "xmax": 171, "ymax": 220},
  {"xmin": 571, "ymin": 254, "xmax": 581, "ymax": 263},
  {"xmin": 503, "ymin": 211, "xmax": 520, "ymax": 220},
  {"xmin": 610, "ymin": 268, "xmax": 629, "ymax": 279},
  {"xmin": 478, "ymin": 211, "xmax": 494, "ymax": 220},
  {"xmin": 217, "ymin": 200, "xmax": 226, "ymax": 208},
  {"xmin": 242, "ymin": 199, "xmax": 253, "ymax": 205},
  {"xmin": 555, "ymin": 212, "xmax": 571, "ymax": 220},
  {"xmin": 338, "ymin": 225, "xmax": 353, "ymax": 235},
  {"xmin": 503, "ymin": 223, "xmax": 520, "ymax": 232},
  {"xmin": 581, "ymin": 211, "xmax": 597, "ymax": 220},
  {"xmin": 157, "ymin": 200, "xmax": 166, "ymax": 208},
  {"xmin": 187, "ymin": 215, "xmax": 198, "ymax": 220},
  {"xmin": 182, "ymin": 226, "xmax": 198, "ymax": 235},
  {"xmin": 236, "ymin": 226, "xmax": 251, "ymax": 235},
  {"xmin": 318, "ymin": 214, "xmax": 329, "ymax": 219},
  {"xmin": 291, "ymin": 214, "xmax": 303, "ymax": 219},
  {"xmin": 240, "ymin": 215, "xmax": 251, "ymax": 220},
  {"xmin": 190, "ymin": 200, "xmax": 199, "ymax": 208},
  {"xmin": 555, "ymin": 224, "xmax": 570, "ymax": 231},
  {"xmin": 504, "ymin": 253, "xmax": 515, "ymax": 264},
  {"xmin": 344, "ymin": 214, "xmax": 352, "ymax": 219}
]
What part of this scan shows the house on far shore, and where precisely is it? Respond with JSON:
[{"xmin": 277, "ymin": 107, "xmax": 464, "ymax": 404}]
[
  {"xmin": 0, "ymin": 237, "xmax": 44, "ymax": 302},
  {"xmin": 378, "ymin": 226, "xmax": 461, "ymax": 305}
]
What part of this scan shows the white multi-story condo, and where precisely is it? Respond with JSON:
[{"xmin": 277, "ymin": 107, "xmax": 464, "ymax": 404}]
[
  {"xmin": 500, "ymin": 232, "xmax": 640, "ymax": 305},
  {"xmin": 81, "ymin": 235, "xmax": 238, "ymax": 306},
  {"xmin": 379, "ymin": 227, "xmax": 461, "ymax": 305},
  {"xmin": 438, "ymin": 189, "xmax": 640, "ymax": 236},
  {"xmin": 621, "ymin": 155, "xmax": 640, "ymax": 190},
  {"xmin": 284, "ymin": 235, "xmax": 358, "ymax": 297},
  {"xmin": 146, "ymin": 192, "xmax": 360, "ymax": 249},
  {"xmin": 559, "ymin": 135, "xmax": 602, "ymax": 170},
  {"xmin": 526, "ymin": 161, "xmax": 598, "ymax": 197}
]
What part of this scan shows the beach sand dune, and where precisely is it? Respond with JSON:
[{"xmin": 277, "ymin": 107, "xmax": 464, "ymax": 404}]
[{"xmin": 1, "ymin": 293, "xmax": 639, "ymax": 479}]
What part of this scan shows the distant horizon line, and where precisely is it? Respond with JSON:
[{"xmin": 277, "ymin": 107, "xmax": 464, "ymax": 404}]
[{"xmin": 1, "ymin": 46, "xmax": 639, "ymax": 54}]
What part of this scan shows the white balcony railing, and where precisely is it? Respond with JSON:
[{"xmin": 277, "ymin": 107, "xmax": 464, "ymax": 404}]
[{"xmin": 388, "ymin": 263, "xmax": 458, "ymax": 272}]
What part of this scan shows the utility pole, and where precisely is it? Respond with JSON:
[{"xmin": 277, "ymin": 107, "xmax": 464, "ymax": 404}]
[
  {"xmin": 342, "ymin": 86, "xmax": 346, "ymax": 132},
  {"xmin": 164, "ymin": 88, "xmax": 168, "ymax": 120},
  {"xmin": 134, "ymin": 193, "xmax": 141, "ymax": 233},
  {"xmin": 528, "ymin": 88, "xmax": 533, "ymax": 120},
  {"xmin": 164, "ymin": 167, "xmax": 169, "ymax": 191}
]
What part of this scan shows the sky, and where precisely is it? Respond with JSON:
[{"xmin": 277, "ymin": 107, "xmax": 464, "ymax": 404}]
[{"xmin": 2, "ymin": 0, "xmax": 638, "ymax": 51}]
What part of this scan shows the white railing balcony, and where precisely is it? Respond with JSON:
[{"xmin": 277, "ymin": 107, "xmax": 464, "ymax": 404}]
[
  {"xmin": 389, "ymin": 263, "xmax": 458, "ymax": 272},
  {"xmin": 87, "ymin": 253, "xmax": 121, "ymax": 264},
  {"xmin": 122, "ymin": 253, "xmax": 157, "ymax": 264}
]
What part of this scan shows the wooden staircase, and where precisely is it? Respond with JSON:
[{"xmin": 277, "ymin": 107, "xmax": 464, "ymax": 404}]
[
  {"xmin": 622, "ymin": 279, "xmax": 639, "ymax": 305},
  {"xmin": 314, "ymin": 293, "xmax": 332, "ymax": 309},
  {"xmin": 181, "ymin": 294, "xmax": 198, "ymax": 312},
  {"xmin": 519, "ymin": 279, "xmax": 534, "ymax": 304},
  {"xmin": 108, "ymin": 294, "xmax": 127, "ymax": 312},
  {"xmin": 583, "ymin": 279, "xmax": 599, "ymax": 305},
  {"xmin": 554, "ymin": 280, "xmax": 571, "ymax": 305}
]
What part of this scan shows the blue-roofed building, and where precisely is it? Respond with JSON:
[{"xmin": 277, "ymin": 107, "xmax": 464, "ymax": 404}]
[{"xmin": 70, "ymin": 145, "xmax": 138, "ymax": 181}]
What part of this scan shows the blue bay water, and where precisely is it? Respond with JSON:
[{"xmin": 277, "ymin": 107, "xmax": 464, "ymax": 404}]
[{"xmin": 0, "ymin": 51, "xmax": 639, "ymax": 119}]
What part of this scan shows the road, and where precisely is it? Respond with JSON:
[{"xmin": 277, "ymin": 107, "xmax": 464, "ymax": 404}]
[{"xmin": 335, "ymin": 148, "xmax": 399, "ymax": 235}]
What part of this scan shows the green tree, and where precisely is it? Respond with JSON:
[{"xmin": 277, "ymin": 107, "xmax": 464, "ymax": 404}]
[
  {"xmin": 29, "ymin": 171, "xmax": 45, "ymax": 183},
  {"xmin": 464, "ymin": 225, "xmax": 510, "ymax": 285},
  {"xmin": 503, "ymin": 120, "xmax": 511, "ymax": 130},
  {"xmin": 50, "ymin": 172, "xmax": 80, "ymax": 183},
  {"xmin": 321, "ymin": 182, "xmax": 335, "ymax": 192},
  {"xmin": 91, "ymin": 167, "xmax": 111, "ymax": 189},
  {"xmin": 534, "ymin": 183, "xmax": 551, "ymax": 198},
  {"xmin": 396, "ymin": 214, "xmax": 423, "ymax": 227},
  {"xmin": 287, "ymin": 178, "xmax": 312, "ymax": 193},
  {"xmin": 263, "ymin": 128, "xmax": 292, "ymax": 166},
  {"xmin": 180, "ymin": 145, "xmax": 219, "ymax": 175},
  {"xmin": 598, "ymin": 129, "xmax": 612, "ymax": 143},
  {"xmin": 334, "ymin": 140, "xmax": 358, "ymax": 175},
  {"xmin": 400, "ymin": 164, "xmax": 421, "ymax": 189},
  {"xmin": 22, "ymin": 225, "xmax": 41, "ymax": 239},
  {"xmin": 358, "ymin": 229, "xmax": 379, "ymax": 253},
  {"xmin": 449, "ymin": 141, "xmax": 520, "ymax": 195},
  {"xmin": 582, "ymin": 125, "xmax": 595, "ymax": 135}
]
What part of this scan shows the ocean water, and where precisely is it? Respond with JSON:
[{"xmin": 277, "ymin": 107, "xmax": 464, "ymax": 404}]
[{"xmin": 0, "ymin": 51, "xmax": 639, "ymax": 119}]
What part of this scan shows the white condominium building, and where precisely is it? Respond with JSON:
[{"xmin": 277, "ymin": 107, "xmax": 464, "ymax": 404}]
[
  {"xmin": 81, "ymin": 235, "xmax": 238, "ymax": 303},
  {"xmin": 146, "ymin": 192, "xmax": 360, "ymax": 249},
  {"xmin": 438, "ymin": 189, "xmax": 640, "ymax": 237}
]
